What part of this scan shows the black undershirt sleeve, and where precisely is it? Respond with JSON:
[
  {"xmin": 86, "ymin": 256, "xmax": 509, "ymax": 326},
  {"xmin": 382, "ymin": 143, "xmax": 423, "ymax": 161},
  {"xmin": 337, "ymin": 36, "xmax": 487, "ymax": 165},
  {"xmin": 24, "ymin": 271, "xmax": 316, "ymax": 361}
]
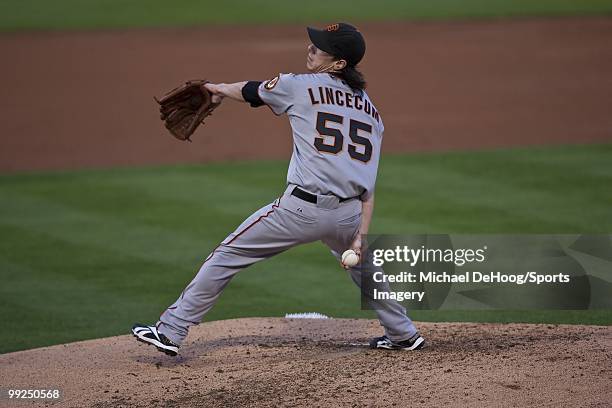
[{"xmin": 242, "ymin": 81, "xmax": 264, "ymax": 107}]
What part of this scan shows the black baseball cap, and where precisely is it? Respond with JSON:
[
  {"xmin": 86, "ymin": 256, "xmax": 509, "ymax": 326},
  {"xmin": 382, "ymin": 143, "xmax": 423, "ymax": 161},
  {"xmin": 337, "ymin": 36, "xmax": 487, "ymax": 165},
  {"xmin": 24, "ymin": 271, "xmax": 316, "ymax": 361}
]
[{"xmin": 307, "ymin": 23, "xmax": 366, "ymax": 66}]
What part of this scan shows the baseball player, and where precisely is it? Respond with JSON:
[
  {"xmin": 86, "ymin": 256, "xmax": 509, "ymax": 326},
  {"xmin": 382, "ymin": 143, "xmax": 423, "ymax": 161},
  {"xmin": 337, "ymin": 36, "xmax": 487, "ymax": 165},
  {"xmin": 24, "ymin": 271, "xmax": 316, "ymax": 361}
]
[{"xmin": 132, "ymin": 23, "xmax": 425, "ymax": 355}]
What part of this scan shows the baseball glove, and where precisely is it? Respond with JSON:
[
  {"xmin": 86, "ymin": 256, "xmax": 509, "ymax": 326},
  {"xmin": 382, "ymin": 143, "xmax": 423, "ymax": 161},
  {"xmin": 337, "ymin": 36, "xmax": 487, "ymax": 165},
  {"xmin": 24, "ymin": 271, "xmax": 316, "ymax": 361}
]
[{"xmin": 155, "ymin": 80, "xmax": 220, "ymax": 141}]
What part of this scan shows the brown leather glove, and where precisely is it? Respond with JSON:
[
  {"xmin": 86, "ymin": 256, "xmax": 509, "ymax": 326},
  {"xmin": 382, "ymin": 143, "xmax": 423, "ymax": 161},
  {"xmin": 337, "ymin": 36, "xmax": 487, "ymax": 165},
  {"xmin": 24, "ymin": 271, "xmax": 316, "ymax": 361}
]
[{"xmin": 155, "ymin": 80, "xmax": 220, "ymax": 141}]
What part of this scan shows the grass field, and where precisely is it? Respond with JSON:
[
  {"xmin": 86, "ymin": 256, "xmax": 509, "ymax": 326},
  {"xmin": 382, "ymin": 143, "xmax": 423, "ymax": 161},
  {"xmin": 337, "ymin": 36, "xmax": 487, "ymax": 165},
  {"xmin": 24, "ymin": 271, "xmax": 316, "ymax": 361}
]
[
  {"xmin": 1, "ymin": 0, "xmax": 612, "ymax": 31},
  {"xmin": 1, "ymin": 144, "xmax": 611, "ymax": 354}
]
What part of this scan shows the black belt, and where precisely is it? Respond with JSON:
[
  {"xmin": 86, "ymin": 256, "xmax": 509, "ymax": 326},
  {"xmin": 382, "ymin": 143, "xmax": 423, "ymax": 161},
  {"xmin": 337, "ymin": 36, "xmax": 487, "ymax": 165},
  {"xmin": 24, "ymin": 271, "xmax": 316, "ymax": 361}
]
[{"xmin": 291, "ymin": 186, "xmax": 355, "ymax": 204}]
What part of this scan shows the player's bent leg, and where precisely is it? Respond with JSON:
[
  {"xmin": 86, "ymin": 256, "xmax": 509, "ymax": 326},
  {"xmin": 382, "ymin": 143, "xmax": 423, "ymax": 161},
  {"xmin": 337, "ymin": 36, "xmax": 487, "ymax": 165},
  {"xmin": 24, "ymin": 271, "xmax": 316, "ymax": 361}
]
[{"xmin": 155, "ymin": 192, "xmax": 320, "ymax": 347}]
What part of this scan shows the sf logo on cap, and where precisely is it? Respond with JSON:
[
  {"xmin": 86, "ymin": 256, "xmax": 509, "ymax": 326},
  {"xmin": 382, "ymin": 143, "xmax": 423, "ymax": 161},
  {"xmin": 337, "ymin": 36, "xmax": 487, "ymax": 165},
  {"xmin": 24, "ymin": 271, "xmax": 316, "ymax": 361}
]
[{"xmin": 326, "ymin": 23, "xmax": 339, "ymax": 32}]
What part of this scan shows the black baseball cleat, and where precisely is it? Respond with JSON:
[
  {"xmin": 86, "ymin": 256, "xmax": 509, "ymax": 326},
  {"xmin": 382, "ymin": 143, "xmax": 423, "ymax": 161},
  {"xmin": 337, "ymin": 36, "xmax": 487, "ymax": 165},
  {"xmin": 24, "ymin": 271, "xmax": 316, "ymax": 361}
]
[
  {"xmin": 369, "ymin": 333, "xmax": 425, "ymax": 351},
  {"xmin": 132, "ymin": 323, "xmax": 179, "ymax": 356}
]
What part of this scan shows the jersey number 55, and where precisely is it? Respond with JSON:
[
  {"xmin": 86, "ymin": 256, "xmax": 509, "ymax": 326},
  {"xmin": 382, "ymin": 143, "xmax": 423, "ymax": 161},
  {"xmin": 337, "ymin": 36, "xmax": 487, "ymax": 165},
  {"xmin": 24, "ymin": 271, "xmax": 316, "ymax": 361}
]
[{"xmin": 314, "ymin": 112, "xmax": 373, "ymax": 163}]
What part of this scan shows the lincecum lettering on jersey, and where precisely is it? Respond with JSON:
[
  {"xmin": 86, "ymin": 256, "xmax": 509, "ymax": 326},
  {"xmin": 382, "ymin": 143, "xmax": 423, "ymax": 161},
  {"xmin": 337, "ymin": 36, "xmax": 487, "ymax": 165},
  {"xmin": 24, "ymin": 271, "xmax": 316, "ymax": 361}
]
[{"xmin": 308, "ymin": 87, "xmax": 380, "ymax": 122}]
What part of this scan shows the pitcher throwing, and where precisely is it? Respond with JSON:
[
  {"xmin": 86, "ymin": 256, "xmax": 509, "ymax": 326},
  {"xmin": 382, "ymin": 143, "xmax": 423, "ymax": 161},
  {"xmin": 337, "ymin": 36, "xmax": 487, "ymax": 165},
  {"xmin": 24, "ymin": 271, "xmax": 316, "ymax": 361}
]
[{"xmin": 132, "ymin": 23, "xmax": 424, "ymax": 355}]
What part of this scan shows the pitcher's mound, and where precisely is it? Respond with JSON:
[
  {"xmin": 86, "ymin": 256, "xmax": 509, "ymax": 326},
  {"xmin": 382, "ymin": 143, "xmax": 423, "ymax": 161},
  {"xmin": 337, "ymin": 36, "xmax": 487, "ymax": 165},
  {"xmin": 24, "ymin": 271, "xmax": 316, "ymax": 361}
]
[{"xmin": 1, "ymin": 318, "xmax": 610, "ymax": 407}]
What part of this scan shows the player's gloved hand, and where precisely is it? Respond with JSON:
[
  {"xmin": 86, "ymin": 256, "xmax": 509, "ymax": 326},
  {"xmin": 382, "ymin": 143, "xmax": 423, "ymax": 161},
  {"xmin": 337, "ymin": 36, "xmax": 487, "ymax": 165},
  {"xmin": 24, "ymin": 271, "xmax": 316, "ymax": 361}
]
[
  {"xmin": 204, "ymin": 82, "xmax": 221, "ymax": 93},
  {"xmin": 211, "ymin": 94, "xmax": 224, "ymax": 104},
  {"xmin": 202, "ymin": 83, "xmax": 224, "ymax": 104},
  {"xmin": 155, "ymin": 79, "xmax": 220, "ymax": 141}
]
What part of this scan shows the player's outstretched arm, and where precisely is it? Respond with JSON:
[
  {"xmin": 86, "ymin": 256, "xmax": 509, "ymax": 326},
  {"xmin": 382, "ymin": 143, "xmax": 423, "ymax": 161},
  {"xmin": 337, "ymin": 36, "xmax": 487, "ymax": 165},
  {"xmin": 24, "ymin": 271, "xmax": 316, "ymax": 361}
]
[{"xmin": 205, "ymin": 82, "xmax": 248, "ymax": 103}]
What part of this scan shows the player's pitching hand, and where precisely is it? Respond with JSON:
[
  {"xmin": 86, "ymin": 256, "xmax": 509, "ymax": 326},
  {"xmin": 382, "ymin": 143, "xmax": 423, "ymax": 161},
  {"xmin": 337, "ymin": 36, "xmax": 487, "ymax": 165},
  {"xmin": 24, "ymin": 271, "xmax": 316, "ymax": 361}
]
[{"xmin": 341, "ymin": 235, "xmax": 362, "ymax": 270}]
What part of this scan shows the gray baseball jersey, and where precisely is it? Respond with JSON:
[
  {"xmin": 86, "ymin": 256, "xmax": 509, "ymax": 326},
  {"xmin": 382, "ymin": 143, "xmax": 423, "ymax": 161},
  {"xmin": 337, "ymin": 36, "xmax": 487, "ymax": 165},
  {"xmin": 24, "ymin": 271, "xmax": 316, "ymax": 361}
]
[
  {"xmin": 258, "ymin": 73, "xmax": 384, "ymax": 200},
  {"xmin": 155, "ymin": 73, "xmax": 418, "ymax": 350}
]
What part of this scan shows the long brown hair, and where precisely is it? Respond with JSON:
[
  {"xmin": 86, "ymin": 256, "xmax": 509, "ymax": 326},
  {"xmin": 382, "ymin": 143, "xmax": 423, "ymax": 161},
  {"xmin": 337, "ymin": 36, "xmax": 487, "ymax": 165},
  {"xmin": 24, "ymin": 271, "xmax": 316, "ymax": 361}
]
[{"xmin": 331, "ymin": 65, "xmax": 367, "ymax": 92}]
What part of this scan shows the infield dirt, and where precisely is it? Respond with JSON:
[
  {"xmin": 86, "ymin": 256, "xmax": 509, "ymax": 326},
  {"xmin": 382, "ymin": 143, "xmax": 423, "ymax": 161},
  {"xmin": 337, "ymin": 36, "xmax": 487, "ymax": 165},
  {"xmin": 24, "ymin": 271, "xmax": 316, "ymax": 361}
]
[
  {"xmin": 1, "ymin": 317, "xmax": 611, "ymax": 407},
  {"xmin": 1, "ymin": 17, "xmax": 611, "ymax": 172}
]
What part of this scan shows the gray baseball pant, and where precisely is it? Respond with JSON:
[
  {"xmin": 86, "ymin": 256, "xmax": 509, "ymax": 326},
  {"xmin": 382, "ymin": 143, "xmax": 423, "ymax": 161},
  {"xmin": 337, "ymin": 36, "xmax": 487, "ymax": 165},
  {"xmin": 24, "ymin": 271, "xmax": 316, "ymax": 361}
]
[{"xmin": 158, "ymin": 184, "xmax": 418, "ymax": 345}]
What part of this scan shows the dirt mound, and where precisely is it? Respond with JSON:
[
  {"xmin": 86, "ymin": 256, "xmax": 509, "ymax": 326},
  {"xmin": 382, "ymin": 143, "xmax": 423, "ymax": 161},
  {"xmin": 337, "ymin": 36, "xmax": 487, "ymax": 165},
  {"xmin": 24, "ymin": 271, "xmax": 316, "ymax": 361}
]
[
  {"xmin": 1, "ymin": 18, "xmax": 612, "ymax": 172},
  {"xmin": 1, "ymin": 317, "xmax": 610, "ymax": 407}
]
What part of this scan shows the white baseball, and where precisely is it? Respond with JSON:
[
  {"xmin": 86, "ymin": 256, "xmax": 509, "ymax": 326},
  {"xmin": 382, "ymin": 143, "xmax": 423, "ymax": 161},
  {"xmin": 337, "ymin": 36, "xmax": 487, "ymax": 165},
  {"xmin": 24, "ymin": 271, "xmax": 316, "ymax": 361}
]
[{"xmin": 341, "ymin": 249, "xmax": 360, "ymax": 267}]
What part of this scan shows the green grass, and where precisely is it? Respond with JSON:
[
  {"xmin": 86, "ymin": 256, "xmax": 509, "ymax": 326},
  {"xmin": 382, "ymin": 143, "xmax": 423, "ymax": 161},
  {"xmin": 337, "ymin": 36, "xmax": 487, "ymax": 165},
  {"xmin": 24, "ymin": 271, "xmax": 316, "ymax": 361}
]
[
  {"xmin": 1, "ymin": 144, "xmax": 611, "ymax": 353},
  {"xmin": 1, "ymin": 0, "xmax": 612, "ymax": 31}
]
